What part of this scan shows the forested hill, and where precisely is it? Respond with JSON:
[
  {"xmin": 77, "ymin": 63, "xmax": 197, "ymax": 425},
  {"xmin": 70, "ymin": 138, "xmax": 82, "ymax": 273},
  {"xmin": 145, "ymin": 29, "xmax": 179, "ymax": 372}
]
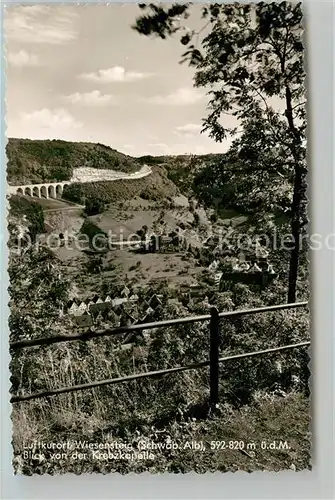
[{"xmin": 6, "ymin": 138, "xmax": 141, "ymax": 185}]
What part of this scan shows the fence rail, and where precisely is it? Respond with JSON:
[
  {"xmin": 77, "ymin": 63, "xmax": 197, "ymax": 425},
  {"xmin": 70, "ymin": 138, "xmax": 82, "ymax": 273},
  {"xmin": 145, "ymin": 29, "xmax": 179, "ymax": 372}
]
[
  {"xmin": 10, "ymin": 301, "xmax": 309, "ymax": 404},
  {"xmin": 9, "ymin": 301, "xmax": 308, "ymax": 350}
]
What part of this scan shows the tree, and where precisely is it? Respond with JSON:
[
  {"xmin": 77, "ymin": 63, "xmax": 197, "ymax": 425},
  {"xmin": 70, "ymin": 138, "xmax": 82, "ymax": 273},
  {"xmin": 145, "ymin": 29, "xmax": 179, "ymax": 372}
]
[
  {"xmin": 193, "ymin": 212, "xmax": 200, "ymax": 226},
  {"xmin": 8, "ymin": 245, "xmax": 71, "ymax": 342},
  {"xmin": 195, "ymin": 114, "xmax": 296, "ymax": 216},
  {"xmin": 133, "ymin": 2, "xmax": 306, "ymax": 303},
  {"xmin": 9, "ymin": 195, "xmax": 45, "ymax": 243},
  {"xmin": 136, "ymin": 224, "xmax": 149, "ymax": 241},
  {"xmin": 84, "ymin": 197, "xmax": 106, "ymax": 216},
  {"xmin": 86, "ymin": 256, "xmax": 103, "ymax": 274}
]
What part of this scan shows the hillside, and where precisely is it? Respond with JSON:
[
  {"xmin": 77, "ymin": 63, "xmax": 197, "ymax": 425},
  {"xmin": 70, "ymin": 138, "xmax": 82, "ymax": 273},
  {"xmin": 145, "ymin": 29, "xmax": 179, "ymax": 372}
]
[
  {"xmin": 137, "ymin": 153, "xmax": 293, "ymax": 219},
  {"xmin": 6, "ymin": 138, "xmax": 141, "ymax": 185},
  {"xmin": 62, "ymin": 165, "xmax": 179, "ymax": 204}
]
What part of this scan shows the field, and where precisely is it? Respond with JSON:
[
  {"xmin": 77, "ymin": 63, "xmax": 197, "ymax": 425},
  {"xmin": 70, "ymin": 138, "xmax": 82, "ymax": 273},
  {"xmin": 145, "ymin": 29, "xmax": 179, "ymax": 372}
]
[{"xmin": 48, "ymin": 194, "xmax": 251, "ymax": 300}]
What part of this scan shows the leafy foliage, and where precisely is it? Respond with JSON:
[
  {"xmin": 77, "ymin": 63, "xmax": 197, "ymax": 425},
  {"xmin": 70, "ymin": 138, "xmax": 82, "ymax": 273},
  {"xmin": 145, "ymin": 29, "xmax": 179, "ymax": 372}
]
[
  {"xmin": 8, "ymin": 245, "xmax": 70, "ymax": 341},
  {"xmin": 136, "ymin": 155, "xmax": 166, "ymax": 165},
  {"xmin": 193, "ymin": 123, "xmax": 293, "ymax": 217},
  {"xmin": 133, "ymin": 2, "xmax": 307, "ymax": 303},
  {"xmin": 8, "ymin": 195, "xmax": 45, "ymax": 241}
]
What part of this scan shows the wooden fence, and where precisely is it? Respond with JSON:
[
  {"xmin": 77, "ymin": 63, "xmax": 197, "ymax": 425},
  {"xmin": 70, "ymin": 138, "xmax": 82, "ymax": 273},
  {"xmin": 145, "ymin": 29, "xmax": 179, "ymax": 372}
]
[{"xmin": 10, "ymin": 301, "xmax": 309, "ymax": 404}]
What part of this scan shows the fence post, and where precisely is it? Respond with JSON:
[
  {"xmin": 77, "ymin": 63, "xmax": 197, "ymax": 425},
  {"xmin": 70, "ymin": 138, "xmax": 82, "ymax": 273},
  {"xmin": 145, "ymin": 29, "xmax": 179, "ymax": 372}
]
[{"xmin": 209, "ymin": 306, "xmax": 220, "ymax": 405}]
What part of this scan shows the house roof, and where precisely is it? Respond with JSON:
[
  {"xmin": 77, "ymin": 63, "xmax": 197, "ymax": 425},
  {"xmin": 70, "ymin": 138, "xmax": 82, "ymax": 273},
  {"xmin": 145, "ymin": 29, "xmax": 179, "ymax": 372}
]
[
  {"xmin": 147, "ymin": 294, "xmax": 162, "ymax": 308},
  {"xmin": 73, "ymin": 315, "xmax": 93, "ymax": 327},
  {"xmin": 112, "ymin": 297, "xmax": 128, "ymax": 307},
  {"xmin": 89, "ymin": 302, "xmax": 110, "ymax": 314}
]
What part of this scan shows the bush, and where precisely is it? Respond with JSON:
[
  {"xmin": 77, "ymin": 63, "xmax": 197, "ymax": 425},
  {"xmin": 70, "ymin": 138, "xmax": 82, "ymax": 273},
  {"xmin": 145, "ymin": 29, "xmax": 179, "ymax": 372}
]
[
  {"xmin": 8, "ymin": 196, "xmax": 44, "ymax": 242},
  {"xmin": 140, "ymin": 191, "xmax": 150, "ymax": 200},
  {"xmin": 84, "ymin": 197, "xmax": 106, "ymax": 216},
  {"xmin": 62, "ymin": 183, "xmax": 84, "ymax": 204},
  {"xmin": 193, "ymin": 213, "xmax": 200, "ymax": 226},
  {"xmin": 79, "ymin": 220, "xmax": 107, "ymax": 248}
]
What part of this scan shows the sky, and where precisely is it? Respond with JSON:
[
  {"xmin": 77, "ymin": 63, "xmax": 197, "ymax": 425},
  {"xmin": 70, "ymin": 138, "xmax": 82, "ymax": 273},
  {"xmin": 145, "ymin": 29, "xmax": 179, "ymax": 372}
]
[{"xmin": 4, "ymin": 4, "xmax": 236, "ymax": 157}]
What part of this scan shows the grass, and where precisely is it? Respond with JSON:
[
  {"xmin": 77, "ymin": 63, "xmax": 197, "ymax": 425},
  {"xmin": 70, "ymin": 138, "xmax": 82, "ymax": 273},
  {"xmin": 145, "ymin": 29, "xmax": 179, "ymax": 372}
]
[
  {"xmin": 10, "ymin": 309, "xmax": 310, "ymax": 475},
  {"xmin": 12, "ymin": 387, "xmax": 310, "ymax": 474}
]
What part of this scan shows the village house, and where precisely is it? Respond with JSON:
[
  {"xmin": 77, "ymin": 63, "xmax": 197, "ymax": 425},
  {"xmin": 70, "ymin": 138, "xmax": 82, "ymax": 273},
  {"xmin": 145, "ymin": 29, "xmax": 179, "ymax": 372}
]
[
  {"xmin": 208, "ymin": 260, "xmax": 220, "ymax": 273},
  {"xmin": 72, "ymin": 312, "xmax": 93, "ymax": 333},
  {"xmin": 121, "ymin": 286, "xmax": 130, "ymax": 297},
  {"xmin": 146, "ymin": 294, "xmax": 163, "ymax": 310}
]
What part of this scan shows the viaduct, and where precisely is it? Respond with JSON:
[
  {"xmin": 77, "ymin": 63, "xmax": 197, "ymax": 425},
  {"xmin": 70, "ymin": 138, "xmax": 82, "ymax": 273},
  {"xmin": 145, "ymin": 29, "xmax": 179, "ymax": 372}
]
[
  {"xmin": 7, "ymin": 182, "xmax": 71, "ymax": 199},
  {"xmin": 7, "ymin": 165, "xmax": 152, "ymax": 200}
]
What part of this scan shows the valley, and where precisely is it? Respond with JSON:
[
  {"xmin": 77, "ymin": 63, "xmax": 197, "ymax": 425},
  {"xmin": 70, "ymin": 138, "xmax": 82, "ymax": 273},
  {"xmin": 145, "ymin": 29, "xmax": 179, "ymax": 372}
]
[{"xmin": 8, "ymin": 138, "xmax": 310, "ymax": 475}]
